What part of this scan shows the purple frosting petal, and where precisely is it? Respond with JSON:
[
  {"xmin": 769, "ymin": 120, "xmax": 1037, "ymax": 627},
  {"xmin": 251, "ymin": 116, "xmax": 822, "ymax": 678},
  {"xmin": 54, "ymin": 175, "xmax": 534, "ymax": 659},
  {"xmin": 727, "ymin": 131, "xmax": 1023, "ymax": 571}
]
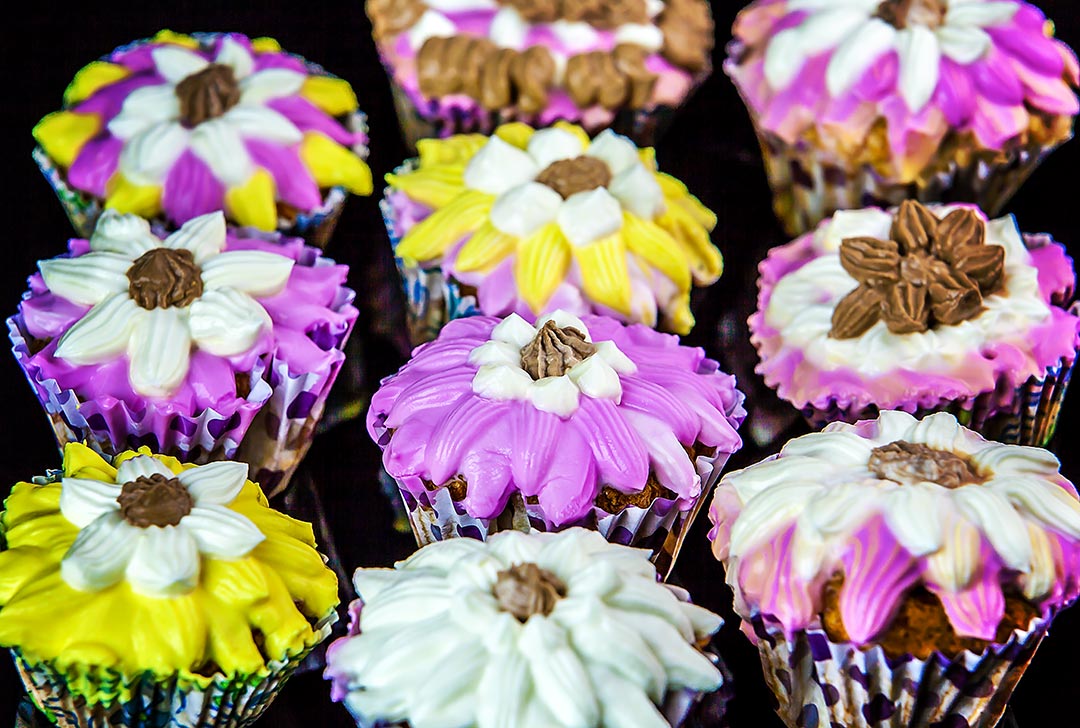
[
  {"xmin": 246, "ymin": 139, "xmax": 322, "ymax": 212},
  {"xmin": 67, "ymin": 135, "xmax": 123, "ymax": 198},
  {"xmin": 162, "ymin": 151, "xmax": 226, "ymax": 224}
]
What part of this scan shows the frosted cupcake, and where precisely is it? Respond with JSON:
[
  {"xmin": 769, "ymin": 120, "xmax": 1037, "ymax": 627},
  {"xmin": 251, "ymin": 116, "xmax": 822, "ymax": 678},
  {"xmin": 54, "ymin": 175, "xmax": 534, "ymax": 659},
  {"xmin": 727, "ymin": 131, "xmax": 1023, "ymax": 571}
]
[
  {"xmin": 325, "ymin": 528, "xmax": 723, "ymax": 727},
  {"xmin": 726, "ymin": 0, "xmax": 1079, "ymax": 235},
  {"xmin": 367, "ymin": 310, "xmax": 744, "ymax": 576},
  {"xmin": 8, "ymin": 210, "xmax": 357, "ymax": 495},
  {"xmin": 750, "ymin": 201, "xmax": 1079, "ymax": 446},
  {"xmin": 365, "ymin": 0, "xmax": 713, "ymax": 147},
  {"xmin": 385, "ymin": 122, "xmax": 722, "ymax": 344},
  {"xmin": 33, "ymin": 30, "xmax": 372, "ymax": 247},
  {"xmin": 0, "ymin": 443, "xmax": 339, "ymax": 727},
  {"xmin": 708, "ymin": 410, "xmax": 1080, "ymax": 728}
]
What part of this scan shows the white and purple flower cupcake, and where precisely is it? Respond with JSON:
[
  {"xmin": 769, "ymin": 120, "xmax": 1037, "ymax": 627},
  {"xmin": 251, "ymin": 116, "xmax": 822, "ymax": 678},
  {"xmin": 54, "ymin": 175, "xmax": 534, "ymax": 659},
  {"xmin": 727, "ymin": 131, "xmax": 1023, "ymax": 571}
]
[
  {"xmin": 726, "ymin": 0, "xmax": 1079, "ymax": 235},
  {"xmin": 750, "ymin": 200, "xmax": 1079, "ymax": 445},
  {"xmin": 365, "ymin": 0, "xmax": 714, "ymax": 147},
  {"xmin": 367, "ymin": 310, "xmax": 744, "ymax": 576},
  {"xmin": 9, "ymin": 210, "xmax": 357, "ymax": 495},
  {"xmin": 33, "ymin": 30, "xmax": 372, "ymax": 247},
  {"xmin": 708, "ymin": 410, "xmax": 1080, "ymax": 728}
]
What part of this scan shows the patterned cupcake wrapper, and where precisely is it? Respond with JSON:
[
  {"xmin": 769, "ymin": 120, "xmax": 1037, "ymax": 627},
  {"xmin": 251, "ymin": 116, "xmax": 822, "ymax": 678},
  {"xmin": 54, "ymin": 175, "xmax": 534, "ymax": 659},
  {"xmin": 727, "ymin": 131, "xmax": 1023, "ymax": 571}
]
[
  {"xmin": 750, "ymin": 124, "xmax": 1066, "ymax": 237},
  {"xmin": 752, "ymin": 616, "xmax": 1047, "ymax": 728},
  {"xmin": 802, "ymin": 355, "xmax": 1075, "ymax": 448},
  {"xmin": 390, "ymin": 450, "xmax": 728, "ymax": 581}
]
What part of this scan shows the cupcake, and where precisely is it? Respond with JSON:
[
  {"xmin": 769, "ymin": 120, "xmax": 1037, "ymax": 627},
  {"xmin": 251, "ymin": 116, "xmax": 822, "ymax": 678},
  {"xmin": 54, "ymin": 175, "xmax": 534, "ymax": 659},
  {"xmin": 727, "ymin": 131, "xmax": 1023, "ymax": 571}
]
[
  {"xmin": 8, "ymin": 210, "xmax": 358, "ymax": 495},
  {"xmin": 33, "ymin": 30, "xmax": 372, "ymax": 247},
  {"xmin": 325, "ymin": 527, "xmax": 724, "ymax": 727},
  {"xmin": 367, "ymin": 310, "xmax": 744, "ymax": 576},
  {"xmin": 750, "ymin": 201, "xmax": 1079, "ymax": 446},
  {"xmin": 726, "ymin": 0, "xmax": 1079, "ymax": 235},
  {"xmin": 0, "ymin": 443, "xmax": 339, "ymax": 727},
  {"xmin": 707, "ymin": 410, "xmax": 1080, "ymax": 728},
  {"xmin": 365, "ymin": 0, "xmax": 714, "ymax": 148},
  {"xmin": 385, "ymin": 122, "xmax": 723, "ymax": 344}
]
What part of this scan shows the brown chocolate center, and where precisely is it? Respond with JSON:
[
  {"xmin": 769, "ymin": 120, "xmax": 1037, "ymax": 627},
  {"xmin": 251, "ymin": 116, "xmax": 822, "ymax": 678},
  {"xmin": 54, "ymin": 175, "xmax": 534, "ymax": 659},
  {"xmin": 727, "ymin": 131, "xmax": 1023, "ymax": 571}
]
[
  {"xmin": 496, "ymin": 0, "xmax": 648, "ymax": 28},
  {"xmin": 535, "ymin": 156, "xmax": 613, "ymax": 199},
  {"xmin": 127, "ymin": 248, "xmax": 204, "ymax": 310},
  {"xmin": 520, "ymin": 320, "xmax": 597, "ymax": 379},
  {"xmin": 876, "ymin": 0, "xmax": 947, "ymax": 29},
  {"xmin": 117, "ymin": 474, "xmax": 195, "ymax": 528},
  {"xmin": 176, "ymin": 63, "xmax": 242, "ymax": 127},
  {"xmin": 493, "ymin": 563, "xmax": 567, "ymax": 621},
  {"xmin": 869, "ymin": 441, "xmax": 984, "ymax": 489}
]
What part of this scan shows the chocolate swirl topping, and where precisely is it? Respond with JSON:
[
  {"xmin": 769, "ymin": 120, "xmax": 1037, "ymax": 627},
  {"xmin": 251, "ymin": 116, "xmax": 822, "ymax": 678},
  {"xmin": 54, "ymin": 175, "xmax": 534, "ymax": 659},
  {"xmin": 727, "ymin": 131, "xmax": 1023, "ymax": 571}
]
[
  {"xmin": 117, "ymin": 474, "xmax": 195, "ymax": 528},
  {"xmin": 536, "ymin": 156, "xmax": 612, "ymax": 198},
  {"xmin": 520, "ymin": 320, "xmax": 597, "ymax": 379},
  {"xmin": 176, "ymin": 63, "xmax": 241, "ymax": 127},
  {"xmin": 366, "ymin": 0, "xmax": 426, "ymax": 40},
  {"xmin": 658, "ymin": 0, "xmax": 714, "ymax": 73},
  {"xmin": 869, "ymin": 441, "xmax": 985, "ymax": 489},
  {"xmin": 417, "ymin": 38, "xmax": 556, "ymax": 113},
  {"xmin": 497, "ymin": 0, "xmax": 648, "ymax": 28},
  {"xmin": 127, "ymin": 248, "xmax": 205, "ymax": 310},
  {"xmin": 493, "ymin": 563, "xmax": 568, "ymax": 621},
  {"xmin": 875, "ymin": 0, "xmax": 947, "ymax": 30},
  {"xmin": 830, "ymin": 201, "xmax": 1004, "ymax": 339}
]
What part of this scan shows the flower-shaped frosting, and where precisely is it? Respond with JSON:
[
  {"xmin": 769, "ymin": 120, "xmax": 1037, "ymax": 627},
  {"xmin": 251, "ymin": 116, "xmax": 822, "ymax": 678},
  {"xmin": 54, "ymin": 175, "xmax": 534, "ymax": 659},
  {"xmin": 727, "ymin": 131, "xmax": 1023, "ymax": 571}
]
[
  {"xmin": 368, "ymin": 312, "xmax": 744, "ymax": 525},
  {"xmin": 34, "ymin": 31, "xmax": 372, "ymax": 230},
  {"xmin": 38, "ymin": 210, "xmax": 292, "ymax": 398},
  {"xmin": 708, "ymin": 410, "xmax": 1080, "ymax": 643},
  {"xmin": 391, "ymin": 123, "xmax": 721, "ymax": 333},
  {"xmin": 325, "ymin": 528, "xmax": 723, "ymax": 728}
]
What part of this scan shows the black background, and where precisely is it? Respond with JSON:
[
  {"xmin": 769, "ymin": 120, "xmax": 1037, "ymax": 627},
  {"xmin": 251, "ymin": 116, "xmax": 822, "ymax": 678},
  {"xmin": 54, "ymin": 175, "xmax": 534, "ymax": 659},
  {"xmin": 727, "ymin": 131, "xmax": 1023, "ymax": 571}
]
[{"xmin": 2, "ymin": 1, "xmax": 1079, "ymax": 725}]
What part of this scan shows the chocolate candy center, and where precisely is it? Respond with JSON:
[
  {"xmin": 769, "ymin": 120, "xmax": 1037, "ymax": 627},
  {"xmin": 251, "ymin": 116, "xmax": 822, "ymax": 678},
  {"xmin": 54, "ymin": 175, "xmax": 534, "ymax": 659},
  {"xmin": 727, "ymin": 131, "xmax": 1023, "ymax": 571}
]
[
  {"xmin": 127, "ymin": 248, "xmax": 204, "ymax": 310},
  {"xmin": 520, "ymin": 320, "xmax": 597, "ymax": 379},
  {"xmin": 493, "ymin": 563, "xmax": 568, "ymax": 621},
  {"xmin": 176, "ymin": 63, "xmax": 241, "ymax": 127},
  {"xmin": 117, "ymin": 474, "xmax": 195, "ymax": 528},
  {"xmin": 869, "ymin": 441, "xmax": 984, "ymax": 489},
  {"xmin": 535, "ymin": 156, "xmax": 613, "ymax": 199}
]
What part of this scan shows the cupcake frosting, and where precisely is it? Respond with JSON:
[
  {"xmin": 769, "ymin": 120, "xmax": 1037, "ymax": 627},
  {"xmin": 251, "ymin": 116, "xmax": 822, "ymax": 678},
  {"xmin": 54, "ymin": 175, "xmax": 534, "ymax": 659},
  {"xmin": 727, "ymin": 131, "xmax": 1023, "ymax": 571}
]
[
  {"xmin": 708, "ymin": 410, "xmax": 1080, "ymax": 643},
  {"xmin": 750, "ymin": 202, "xmax": 1080, "ymax": 412},
  {"xmin": 34, "ymin": 31, "xmax": 372, "ymax": 230},
  {"xmin": 0, "ymin": 443, "xmax": 338, "ymax": 677},
  {"xmin": 368, "ymin": 311, "xmax": 744, "ymax": 525},
  {"xmin": 390, "ymin": 123, "xmax": 722, "ymax": 333},
  {"xmin": 727, "ymin": 0, "xmax": 1079, "ymax": 176},
  {"xmin": 325, "ymin": 528, "xmax": 723, "ymax": 728}
]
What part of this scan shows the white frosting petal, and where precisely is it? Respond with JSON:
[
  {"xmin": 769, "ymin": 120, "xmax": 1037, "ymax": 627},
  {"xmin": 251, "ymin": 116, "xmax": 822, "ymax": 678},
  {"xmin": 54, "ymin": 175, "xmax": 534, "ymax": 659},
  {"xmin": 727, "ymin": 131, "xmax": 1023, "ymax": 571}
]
[
  {"xmin": 178, "ymin": 460, "xmax": 250, "ymax": 505},
  {"xmin": 491, "ymin": 312, "xmax": 542, "ymax": 348},
  {"xmin": 896, "ymin": 26, "xmax": 942, "ymax": 112},
  {"xmin": 798, "ymin": 8, "xmax": 872, "ymax": 56},
  {"xmin": 221, "ymin": 105, "xmax": 303, "ymax": 144},
  {"xmin": 816, "ymin": 207, "xmax": 894, "ymax": 253},
  {"xmin": 188, "ymin": 289, "xmax": 272, "ymax": 357},
  {"xmin": 989, "ymin": 476, "xmax": 1080, "ymax": 538},
  {"xmin": 825, "ymin": 18, "xmax": 898, "ymax": 98},
  {"xmin": 946, "ymin": 1, "xmax": 1019, "ymax": 28},
  {"xmin": 557, "ymin": 188, "xmax": 625, "ymax": 247},
  {"xmin": 89, "ymin": 211, "xmax": 160, "ymax": 257},
  {"xmin": 54, "ymin": 294, "xmax": 143, "ymax": 366},
  {"xmin": 529, "ymin": 375, "xmax": 581, "ymax": 417},
  {"xmin": 163, "ymin": 211, "xmax": 228, "ymax": 264},
  {"xmin": 151, "ymin": 46, "xmax": 210, "ymax": 84},
  {"xmin": 614, "ymin": 24, "xmax": 665, "ymax": 52},
  {"xmin": 925, "ymin": 518, "xmax": 982, "ymax": 591},
  {"xmin": 550, "ymin": 20, "xmax": 599, "ymax": 52},
  {"xmin": 464, "ymin": 136, "xmax": 541, "ymax": 195},
  {"xmin": 125, "ymin": 525, "xmax": 200, "ymax": 596},
  {"xmin": 117, "ymin": 121, "xmax": 190, "ymax": 186},
  {"xmin": 107, "ymin": 84, "xmax": 182, "ymax": 141},
  {"xmin": 472, "ymin": 364, "xmax": 536, "ymax": 401},
  {"xmin": 567, "ymin": 355, "xmax": 622, "ymax": 402},
  {"xmin": 128, "ymin": 307, "xmax": 192, "ymax": 398},
  {"xmin": 951, "ymin": 486, "xmax": 1032, "ymax": 570},
  {"xmin": 490, "ymin": 6, "xmax": 530, "ymax": 50},
  {"xmin": 199, "ymin": 250, "xmax": 294, "ymax": 296},
  {"xmin": 181, "ymin": 505, "xmax": 265, "ymax": 558},
  {"xmin": 586, "ymin": 130, "xmax": 641, "ymax": 176},
  {"xmin": 60, "ymin": 512, "xmax": 139, "ymax": 592},
  {"xmin": 115, "ymin": 455, "xmax": 175, "ymax": 485},
  {"xmin": 490, "ymin": 183, "xmax": 563, "ymax": 237},
  {"xmin": 408, "ymin": 10, "xmax": 457, "ymax": 52},
  {"xmin": 39, "ymin": 255, "xmax": 132, "ymax": 307},
  {"xmin": 527, "ymin": 127, "xmax": 585, "ymax": 170},
  {"xmin": 593, "ymin": 340, "xmax": 637, "ymax": 374},
  {"xmin": 936, "ymin": 24, "xmax": 991, "ymax": 64},
  {"xmin": 189, "ymin": 118, "xmax": 255, "ymax": 187},
  {"xmin": 468, "ymin": 340, "xmax": 523, "ymax": 367},
  {"xmin": 215, "ymin": 36, "xmax": 255, "ymax": 79},
  {"xmin": 764, "ymin": 28, "xmax": 805, "ymax": 91},
  {"xmin": 608, "ymin": 163, "xmax": 665, "ymax": 220},
  {"xmin": 59, "ymin": 477, "xmax": 122, "ymax": 529},
  {"xmin": 239, "ymin": 68, "xmax": 308, "ymax": 105}
]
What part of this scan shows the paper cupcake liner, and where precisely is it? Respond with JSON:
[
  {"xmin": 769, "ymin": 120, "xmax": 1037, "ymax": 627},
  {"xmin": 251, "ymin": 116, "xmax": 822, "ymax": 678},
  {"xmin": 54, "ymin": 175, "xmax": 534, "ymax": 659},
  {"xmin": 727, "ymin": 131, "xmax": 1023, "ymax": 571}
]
[
  {"xmin": 390, "ymin": 449, "xmax": 728, "ymax": 581},
  {"xmin": 752, "ymin": 127, "xmax": 1065, "ymax": 237},
  {"xmin": 11, "ymin": 616, "xmax": 333, "ymax": 728},
  {"xmin": 751, "ymin": 615, "xmax": 1047, "ymax": 728}
]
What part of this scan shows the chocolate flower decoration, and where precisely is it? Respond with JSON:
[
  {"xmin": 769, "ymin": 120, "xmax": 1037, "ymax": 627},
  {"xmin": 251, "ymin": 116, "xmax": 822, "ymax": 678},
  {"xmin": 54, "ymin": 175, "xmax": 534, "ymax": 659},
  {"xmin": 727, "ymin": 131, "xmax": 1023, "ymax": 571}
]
[{"xmin": 831, "ymin": 201, "xmax": 1005, "ymax": 339}]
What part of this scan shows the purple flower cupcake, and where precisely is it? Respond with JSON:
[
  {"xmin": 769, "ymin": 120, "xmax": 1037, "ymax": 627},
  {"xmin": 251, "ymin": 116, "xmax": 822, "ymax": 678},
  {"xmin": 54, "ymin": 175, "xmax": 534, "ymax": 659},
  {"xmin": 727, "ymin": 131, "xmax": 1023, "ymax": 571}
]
[
  {"xmin": 33, "ymin": 30, "xmax": 372, "ymax": 247},
  {"xmin": 367, "ymin": 310, "xmax": 745, "ymax": 576},
  {"xmin": 9, "ymin": 210, "xmax": 357, "ymax": 495},
  {"xmin": 750, "ymin": 200, "xmax": 1079, "ymax": 445},
  {"xmin": 727, "ymin": 0, "xmax": 1079, "ymax": 235}
]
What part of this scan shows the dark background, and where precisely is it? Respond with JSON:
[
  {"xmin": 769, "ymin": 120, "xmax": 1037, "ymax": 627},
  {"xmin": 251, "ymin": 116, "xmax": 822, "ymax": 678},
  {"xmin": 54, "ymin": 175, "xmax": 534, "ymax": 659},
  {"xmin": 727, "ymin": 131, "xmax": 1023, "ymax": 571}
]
[{"xmin": 3, "ymin": 1, "xmax": 1079, "ymax": 725}]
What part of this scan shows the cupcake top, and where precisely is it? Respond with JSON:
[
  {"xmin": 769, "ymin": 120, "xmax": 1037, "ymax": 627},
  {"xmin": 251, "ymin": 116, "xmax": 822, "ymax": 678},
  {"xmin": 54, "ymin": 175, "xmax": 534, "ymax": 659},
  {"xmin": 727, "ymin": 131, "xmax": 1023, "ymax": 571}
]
[
  {"xmin": 367, "ymin": 0, "xmax": 713, "ymax": 119},
  {"xmin": 17, "ymin": 209, "xmax": 355, "ymax": 412},
  {"xmin": 34, "ymin": 30, "xmax": 372, "ymax": 230},
  {"xmin": 709, "ymin": 410, "xmax": 1080, "ymax": 650},
  {"xmin": 325, "ymin": 527, "xmax": 723, "ymax": 728},
  {"xmin": 368, "ymin": 310, "xmax": 744, "ymax": 526},
  {"xmin": 390, "ymin": 122, "xmax": 722, "ymax": 333},
  {"xmin": 0, "ymin": 443, "xmax": 338, "ymax": 679},
  {"xmin": 727, "ymin": 0, "xmax": 1079, "ymax": 175},
  {"xmin": 750, "ymin": 201, "xmax": 1080, "ymax": 413}
]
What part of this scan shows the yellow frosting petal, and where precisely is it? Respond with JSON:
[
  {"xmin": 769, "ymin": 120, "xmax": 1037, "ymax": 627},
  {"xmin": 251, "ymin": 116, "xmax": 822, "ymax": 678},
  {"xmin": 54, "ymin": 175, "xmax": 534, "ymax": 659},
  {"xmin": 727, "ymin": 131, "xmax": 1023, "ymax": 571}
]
[
  {"xmin": 300, "ymin": 76, "xmax": 359, "ymax": 116},
  {"xmin": 665, "ymin": 291, "xmax": 695, "ymax": 335},
  {"xmin": 226, "ymin": 168, "xmax": 278, "ymax": 231},
  {"xmin": 658, "ymin": 172, "xmax": 717, "ymax": 229},
  {"xmin": 571, "ymin": 234, "xmax": 633, "ymax": 315},
  {"xmin": 637, "ymin": 146, "xmax": 658, "ymax": 171},
  {"xmin": 64, "ymin": 443, "xmax": 119, "ymax": 481},
  {"xmin": 64, "ymin": 62, "xmax": 130, "ymax": 106},
  {"xmin": 515, "ymin": 223, "xmax": 572, "ymax": 313},
  {"xmin": 33, "ymin": 111, "xmax": 101, "ymax": 168},
  {"xmin": 553, "ymin": 121, "xmax": 591, "ymax": 149},
  {"xmin": 621, "ymin": 213, "xmax": 691, "ymax": 292},
  {"xmin": 152, "ymin": 30, "xmax": 200, "ymax": 48},
  {"xmin": 386, "ymin": 163, "xmax": 469, "ymax": 209},
  {"xmin": 655, "ymin": 203, "xmax": 723, "ymax": 285},
  {"xmin": 417, "ymin": 134, "xmax": 488, "ymax": 166},
  {"xmin": 494, "ymin": 122, "xmax": 535, "ymax": 149},
  {"xmin": 395, "ymin": 190, "xmax": 495, "ymax": 265},
  {"xmin": 300, "ymin": 132, "xmax": 374, "ymax": 195},
  {"xmin": 251, "ymin": 37, "xmax": 283, "ymax": 53},
  {"xmin": 105, "ymin": 174, "xmax": 163, "ymax": 219},
  {"xmin": 452, "ymin": 222, "xmax": 517, "ymax": 274}
]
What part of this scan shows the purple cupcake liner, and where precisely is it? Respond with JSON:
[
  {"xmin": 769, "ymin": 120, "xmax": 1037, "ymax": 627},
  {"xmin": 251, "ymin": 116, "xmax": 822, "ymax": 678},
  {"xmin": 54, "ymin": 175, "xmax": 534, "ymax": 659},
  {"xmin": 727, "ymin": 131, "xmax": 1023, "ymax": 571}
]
[{"xmin": 751, "ymin": 615, "xmax": 1047, "ymax": 728}]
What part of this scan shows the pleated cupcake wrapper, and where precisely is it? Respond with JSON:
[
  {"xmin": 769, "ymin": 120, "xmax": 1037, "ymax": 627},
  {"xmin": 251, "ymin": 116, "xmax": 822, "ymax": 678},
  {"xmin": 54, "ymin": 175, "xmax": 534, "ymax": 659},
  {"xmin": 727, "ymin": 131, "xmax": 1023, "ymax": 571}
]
[
  {"xmin": 751, "ymin": 616, "xmax": 1047, "ymax": 728},
  {"xmin": 392, "ymin": 450, "xmax": 727, "ymax": 581},
  {"xmin": 748, "ymin": 119, "xmax": 1065, "ymax": 237},
  {"xmin": 802, "ymin": 354, "xmax": 1075, "ymax": 448}
]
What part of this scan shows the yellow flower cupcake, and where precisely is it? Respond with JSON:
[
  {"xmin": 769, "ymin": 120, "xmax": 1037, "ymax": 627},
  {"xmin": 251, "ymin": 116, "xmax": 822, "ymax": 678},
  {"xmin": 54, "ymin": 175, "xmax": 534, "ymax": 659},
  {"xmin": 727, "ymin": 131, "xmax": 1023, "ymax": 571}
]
[
  {"xmin": 383, "ymin": 122, "xmax": 723, "ymax": 343},
  {"xmin": 0, "ymin": 443, "xmax": 338, "ymax": 727}
]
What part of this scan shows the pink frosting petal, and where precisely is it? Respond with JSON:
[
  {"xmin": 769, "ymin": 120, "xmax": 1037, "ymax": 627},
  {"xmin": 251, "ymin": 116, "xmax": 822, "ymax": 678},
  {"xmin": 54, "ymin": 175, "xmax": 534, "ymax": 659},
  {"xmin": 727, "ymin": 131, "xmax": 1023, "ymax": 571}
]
[
  {"xmin": 268, "ymin": 97, "xmax": 359, "ymax": 146},
  {"xmin": 162, "ymin": 151, "xmax": 226, "ymax": 225},
  {"xmin": 245, "ymin": 139, "xmax": 322, "ymax": 212},
  {"xmin": 67, "ymin": 135, "xmax": 123, "ymax": 198},
  {"xmin": 839, "ymin": 520, "xmax": 921, "ymax": 644},
  {"xmin": 569, "ymin": 397, "xmax": 651, "ymax": 493}
]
